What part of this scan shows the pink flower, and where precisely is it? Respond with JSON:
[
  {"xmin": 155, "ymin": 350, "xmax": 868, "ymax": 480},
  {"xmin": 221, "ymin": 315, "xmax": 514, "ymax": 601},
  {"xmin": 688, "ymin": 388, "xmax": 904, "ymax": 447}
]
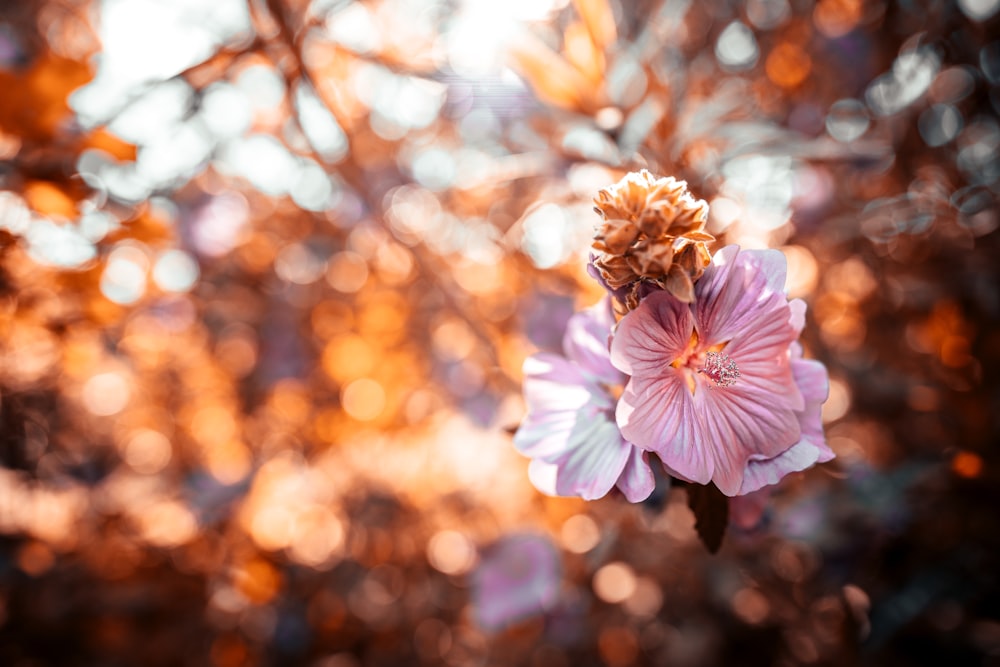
[
  {"xmin": 513, "ymin": 298, "xmax": 655, "ymax": 502},
  {"xmin": 610, "ymin": 245, "xmax": 833, "ymax": 497},
  {"xmin": 471, "ymin": 533, "xmax": 560, "ymax": 632}
]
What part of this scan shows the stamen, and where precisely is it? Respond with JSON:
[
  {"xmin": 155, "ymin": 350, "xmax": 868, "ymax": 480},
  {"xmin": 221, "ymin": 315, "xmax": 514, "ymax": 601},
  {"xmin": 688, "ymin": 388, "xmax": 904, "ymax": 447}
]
[{"xmin": 699, "ymin": 351, "xmax": 740, "ymax": 388}]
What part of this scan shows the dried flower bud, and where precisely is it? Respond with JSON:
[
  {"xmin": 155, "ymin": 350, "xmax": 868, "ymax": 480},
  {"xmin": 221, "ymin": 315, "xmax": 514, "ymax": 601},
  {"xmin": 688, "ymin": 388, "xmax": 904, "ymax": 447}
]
[
  {"xmin": 590, "ymin": 170, "xmax": 713, "ymax": 309},
  {"xmin": 625, "ymin": 238, "xmax": 674, "ymax": 277},
  {"xmin": 593, "ymin": 219, "xmax": 639, "ymax": 255},
  {"xmin": 592, "ymin": 253, "xmax": 636, "ymax": 290},
  {"xmin": 674, "ymin": 239, "xmax": 712, "ymax": 282},
  {"xmin": 664, "ymin": 263, "xmax": 694, "ymax": 302}
]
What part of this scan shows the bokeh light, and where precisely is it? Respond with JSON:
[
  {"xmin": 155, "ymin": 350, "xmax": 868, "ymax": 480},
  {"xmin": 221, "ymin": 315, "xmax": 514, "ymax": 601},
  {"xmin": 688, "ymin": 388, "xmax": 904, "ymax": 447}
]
[{"xmin": 0, "ymin": 0, "xmax": 997, "ymax": 664}]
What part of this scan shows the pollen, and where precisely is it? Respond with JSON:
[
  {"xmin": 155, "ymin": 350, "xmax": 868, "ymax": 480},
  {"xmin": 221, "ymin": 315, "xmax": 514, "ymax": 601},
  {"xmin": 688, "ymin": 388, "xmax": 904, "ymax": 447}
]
[{"xmin": 699, "ymin": 351, "xmax": 740, "ymax": 388}]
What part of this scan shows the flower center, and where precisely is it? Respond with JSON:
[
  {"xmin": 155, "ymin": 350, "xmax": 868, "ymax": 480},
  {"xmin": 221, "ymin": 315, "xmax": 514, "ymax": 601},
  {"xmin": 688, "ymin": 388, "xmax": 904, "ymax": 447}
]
[
  {"xmin": 670, "ymin": 331, "xmax": 739, "ymax": 392},
  {"xmin": 698, "ymin": 351, "xmax": 740, "ymax": 388}
]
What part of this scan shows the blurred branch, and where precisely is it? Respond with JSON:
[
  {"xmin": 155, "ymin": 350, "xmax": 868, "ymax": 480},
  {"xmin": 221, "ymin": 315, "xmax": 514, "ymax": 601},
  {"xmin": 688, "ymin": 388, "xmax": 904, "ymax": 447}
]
[
  {"xmin": 176, "ymin": 36, "xmax": 265, "ymax": 89},
  {"xmin": 253, "ymin": 0, "xmax": 513, "ymax": 387}
]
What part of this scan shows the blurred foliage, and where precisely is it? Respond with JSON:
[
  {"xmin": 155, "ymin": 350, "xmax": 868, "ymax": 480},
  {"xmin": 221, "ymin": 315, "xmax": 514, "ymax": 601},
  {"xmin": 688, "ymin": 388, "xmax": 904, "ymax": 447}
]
[{"xmin": 0, "ymin": 0, "xmax": 998, "ymax": 665}]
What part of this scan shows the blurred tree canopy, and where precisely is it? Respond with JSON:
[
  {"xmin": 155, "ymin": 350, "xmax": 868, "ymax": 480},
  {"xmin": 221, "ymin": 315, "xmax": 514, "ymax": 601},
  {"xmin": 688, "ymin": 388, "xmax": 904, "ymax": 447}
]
[{"xmin": 0, "ymin": 0, "xmax": 998, "ymax": 665}]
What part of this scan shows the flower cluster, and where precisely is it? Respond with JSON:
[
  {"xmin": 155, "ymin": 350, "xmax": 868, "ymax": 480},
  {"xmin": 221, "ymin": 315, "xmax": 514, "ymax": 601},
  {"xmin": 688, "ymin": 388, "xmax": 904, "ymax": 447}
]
[{"xmin": 515, "ymin": 172, "xmax": 833, "ymax": 502}]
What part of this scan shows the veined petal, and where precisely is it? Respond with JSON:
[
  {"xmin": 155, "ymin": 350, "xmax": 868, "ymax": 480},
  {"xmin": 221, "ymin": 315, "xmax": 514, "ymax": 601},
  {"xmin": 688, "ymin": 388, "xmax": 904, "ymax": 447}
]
[
  {"xmin": 742, "ymin": 248, "xmax": 788, "ymax": 295},
  {"xmin": 610, "ymin": 291, "xmax": 694, "ymax": 376},
  {"xmin": 729, "ymin": 350, "xmax": 804, "ymax": 413},
  {"xmin": 736, "ymin": 353, "xmax": 834, "ymax": 495},
  {"xmin": 617, "ymin": 373, "xmax": 714, "ymax": 485},
  {"xmin": 615, "ymin": 447, "xmax": 657, "ymax": 502},
  {"xmin": 517, "ymin": 395, "xmax": 612, "ymax": 462},
  {"xmin": 549, "ymin": 418, "xmax": 631, "ymax": 500},
  {"xmin": 516, "ymin": 353, "xmax": 601, "ymax": 460},
  {"xmin": 696, "ymin": 246, "xmax": 793, "ymax": 350},
  {"xmin": 523, "ymin": 353, "xmax": 589, "ymax": 391},
  {"xmin": 659, "ymin": 459, "xmax": 696, "ymax": 483},
  {"xmin": 793, "ymin": 356, "xmax": 829, "ymax": 406},
  {"xmin": 693, "ymin": 245, "xmax": 740, "ymax": 303},
  {"xmin": 723, "ymin": 294, "xmax": 796, "ymax": 364},
  {"xmin": 705, "ymin": 265, "xmax": 805, "ymax": 413},
  {"xmin": 738, "ymin": 439, "xmax": 825, "ymax": 495},
  {"xmin": 792, "ymin": 357, "xmax": 833, "ymax": 461},
  {"xmin": 514, "ymin": 299, "xmax": 640, "ymax": 502},
  {"xmin": 514, "ymin": 407, "xmax": 587, "ymax": 460},
  {"xmin": 702, "ymin": 382, "xmax": 802, "ymax": 458},
  {"xmin": 696, "ymin": 384, "xmax": 800, "ymax": 496},
  {"xmin": 563, "ymin": 298, "xmax": 622, "ymax": 384},
  {"xmin": 522, "ymin": 353, "xmax": 604, "ymax": 411},
  {"xmin": 691, "ymin": 245, "xmax": 741, "ymax": 338},
  {"xmin": 586, "ymin": 241, "xmax": 831, "ymax": 501}
]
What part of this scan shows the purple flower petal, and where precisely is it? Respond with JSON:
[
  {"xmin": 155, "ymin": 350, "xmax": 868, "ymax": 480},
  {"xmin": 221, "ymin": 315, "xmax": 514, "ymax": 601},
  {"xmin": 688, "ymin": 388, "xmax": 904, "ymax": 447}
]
[
  {"xmin": 737, "ymin": 346, "xmax": 834, "ymax": 494},
  {"xmin": 697, "ymin": 386, "xmax": 802, "ymax": 495},
  {"xmin": 747, "ymin": 248, "xmax": 789, "ymax": 295},
  {"xmin": 514, "ymin": 298, "xmax": 645, "ymax": 502},
  {"xmin": 610, "ymin": 290, "xmax": 694, "ymax": 377},
  {"xmin": 695, "ymin": 249, "xmax": 791, "ymax": 358},
  {"xmin": 527, "ymin": 459, "xmax": 559, "ymax": 496},
  {"xmin": 548, "ymin": 419, "xmax": 631, "ymax": 500},
  {"xmin": 788, "ymin": 298, "xmax": 807, "ymax": 334},
  {"xmin": 615, "ymin": 447, "xmax": 656, "ymax": 502},
  {"xmin": 515, "ymin": 354, "xmax": 597, "ymax": 461},
  {"xmin": 562, "ymin": 298, "xmax": 622, "ymax": 384},
  {"xmin": 738, "ymin": 439, "xmax": 827, "ymax": 495},
  {"xmin": 617, "ymin": 371, "xmax": 715, "ymax": 485}
]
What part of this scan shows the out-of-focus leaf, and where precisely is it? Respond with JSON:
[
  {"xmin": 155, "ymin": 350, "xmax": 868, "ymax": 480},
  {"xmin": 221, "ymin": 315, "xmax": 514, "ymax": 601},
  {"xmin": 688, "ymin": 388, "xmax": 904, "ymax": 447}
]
[
  {"xmin": 619, "ymin": 98, "xmax": 665, "ymax": 156},
  {"xmin": 563, "ymin": 20, "xmax": 605, "ymax": 85},
  {"xmin": 508, "ymin": 32, "xmax": 597, "ymax": 112},
  {"xmin": 571, "ymin": 0, "xmax": 616, "ymax": 52}
]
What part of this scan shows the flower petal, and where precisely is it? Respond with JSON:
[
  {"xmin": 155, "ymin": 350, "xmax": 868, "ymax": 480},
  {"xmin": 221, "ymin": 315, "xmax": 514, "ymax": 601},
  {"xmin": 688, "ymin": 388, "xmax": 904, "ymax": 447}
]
[
  {"xmin": 513, "ymin": 411, "xmax": 583, "ymax": 461},
  {"xmin": 659, "ymin": 459, "xmax": 696, "ymax": 483},
  {"xmin": 515, "ymin": 353, "xmax": 602, "ymax": 460},
  {"xmin": 793, "ymin": 356, "xmax": 829, "ymax": 406},
  {"xmin": 610, "ymin": 290, "xmax": 694, "ymax": 376},
  {"xmin": 695, "ymin": 384, "xmax": 801, "ymax": 496},
  {"xmin": 521, "ymin": 354, "xmax": 594, "ymax": 410},
  {"xmin": 695, "ymin": 247, "xmax": 792, "ymax": 353},
  {"xmin": 738, "ymin": 439, "xmax": 825, "ymax": 495},
  {"xmin": 703, "ymin": 255, "xmax": 804, "ymax": 412},
  {"xmin": 548, "ymin": 418, "xmax": 631, "ymax": 500},
  {"xmin": 615, "ymin": 447, "xmax": 656, "ymax": 502},
  {"xmin": 792, "ymin": 357, "xmax": 834, "ymax": 462},
  {"xmin": 736, "ymin": 356, "xmax": 834, "ymax": 495},
  {"xmin": 527, "ymin": 459, "xmax": 559, "ymax": 496},
  {"xmin": 562, "ymin": 298, "xmax": 622, "ymax": 384},
  {"xmin": 604, "ymin": 243, "xmax": 832, "ymax": 499},
  {"xmin": 744, "ymin": 248, "xmax": 788, "ymax": 295},
  {"xmin": 617, "ymin": 372, "xmax": 714, "ymax": 485},
  {"xmin": 788, "ymin": 298, "xmax": 807, "ymax": 335}
]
